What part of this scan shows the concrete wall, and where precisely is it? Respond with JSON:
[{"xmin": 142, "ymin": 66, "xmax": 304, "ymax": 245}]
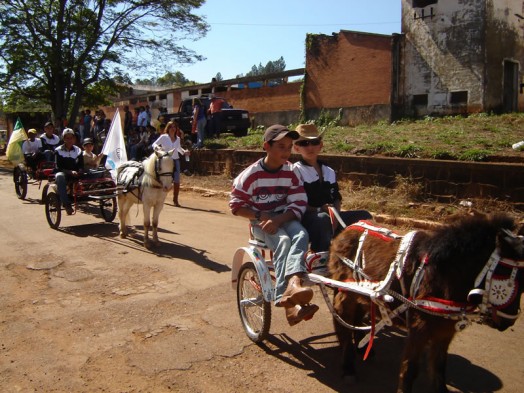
[
  {"xmin": 400, "ymin": 0, "xmax": 524, "ymax": 116},
  {"xmin": 190, "ymin": 149, "xmax": 524, "ymax": 206}
]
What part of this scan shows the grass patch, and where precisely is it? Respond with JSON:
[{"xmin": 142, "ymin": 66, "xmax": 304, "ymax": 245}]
[{"xmin": 213, "ymin": 113, "xmax": 524, "ymax": 161}]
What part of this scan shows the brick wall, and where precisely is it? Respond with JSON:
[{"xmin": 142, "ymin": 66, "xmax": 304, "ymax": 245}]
[{"xmin": 305, "ymin": 31, "xmax": 393, "ymax": 110}]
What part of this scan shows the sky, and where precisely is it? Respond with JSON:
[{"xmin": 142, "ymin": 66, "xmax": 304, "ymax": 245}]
[{"xmin": 175, "ymin": 0, "xmax": 402, "ymax": 84}]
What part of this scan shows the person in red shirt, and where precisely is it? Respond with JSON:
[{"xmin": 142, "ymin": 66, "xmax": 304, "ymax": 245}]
[{"xmin": 208, "ymin": 95, "xmax": 224, "ymax": 138}]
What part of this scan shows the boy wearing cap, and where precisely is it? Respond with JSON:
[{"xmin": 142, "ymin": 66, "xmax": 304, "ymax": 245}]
[
  {"xmin": 41, "ymin": 121, "xmax": 60, "ymax": 161},
  {"xmin": 230, "ymin": 124, "xmax": 319, "ymax": 326},
  {"xmin": 82, "ymin": 138, "xmax": 102, "ymax": 170},
  {"xmin": 293, "ymin": 124, "xmax": 372, "ymax": 252},
  {"xmin": 54, "ymin": 128, "xmax": 84, "ymax": 215},
  {"xmin": 22, "ymin": 129, "xmax": 43, "ymax": 173}
]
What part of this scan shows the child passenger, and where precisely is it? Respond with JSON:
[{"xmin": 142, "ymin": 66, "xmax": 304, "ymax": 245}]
[
  {"xmin": 292, "ymin": 124, "xmax": 372, "ymax": 252},
  {"xmin": 229, "ymin": 124, "xmax": 318, "ymax": 326},
  {"xmin": 82, "ymin": 138, "xmax": 102, "ymax": 170}
]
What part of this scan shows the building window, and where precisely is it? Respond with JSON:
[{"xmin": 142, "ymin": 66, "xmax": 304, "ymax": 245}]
[
  {"xmin": 450, "ymin": 91, "xmax": 468, "ymax": 105},
  {"xmin": 189, "ymin": 89, "xmax": 199, "ymax": 96},
  {"xmin": 412, "ymin": 94, "xmax": 428, "ymax": 106},
  {"xmin": 159, "ymin": 94, "xmax": 167, "ymax": 100},
  {"xmin": 148, "ymin": 95, "xmax": 156, "ymax": 102},
  {"xmin": 413, "ymin": 0, "xmax": 437, "ymax": 7}
]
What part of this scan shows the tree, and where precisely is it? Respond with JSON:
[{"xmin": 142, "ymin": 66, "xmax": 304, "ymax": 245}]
[
  {"xmin": 0, "ymin": 0, "xmax": 208, "ymax": 126},
  {"xmin": 156, "ymin": 71, "xmax": 191, "ymax": 87},
  {"xmin": 244, "ymin": 56, "xmax": 286, "ymax": 77}
]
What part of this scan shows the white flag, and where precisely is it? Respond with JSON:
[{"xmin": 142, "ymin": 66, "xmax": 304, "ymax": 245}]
[{"xmin": 101, "ymin": 108, "xmax": 128, "ymax": 179}]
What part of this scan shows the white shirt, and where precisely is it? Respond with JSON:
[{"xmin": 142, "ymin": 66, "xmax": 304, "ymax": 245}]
[
  {"xmin": 22, "ymin": 138, "xmax": 42, "ymax": 154},
  {"xmin": 152, "ymin": 134, "xmax": 186, "ymax": 160}
]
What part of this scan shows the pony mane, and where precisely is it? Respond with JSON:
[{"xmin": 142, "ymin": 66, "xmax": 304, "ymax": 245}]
[
  {"xmin": 424, "ymin": 213, "xmax": 515, "ymax": 269},
  {"xmin": 140, "ymin": 152, "xmax": 158, "ymax": 188}
]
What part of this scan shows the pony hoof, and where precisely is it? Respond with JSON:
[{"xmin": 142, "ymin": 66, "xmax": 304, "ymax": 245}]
[
  {"xmin": 342, "ymin": 375, "xmax": 357, "ymax": 385},
  {"xmin": 119, "ymin": 233, "xmax": 127, "ymax": 239}
]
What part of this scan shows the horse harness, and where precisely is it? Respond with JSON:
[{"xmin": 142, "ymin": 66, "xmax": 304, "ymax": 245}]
[
  {"xmin": 333, "ymin": 221, "xmax": 524, "ymax": 348},
  {"xmin": 120, "ymin": 152, "xmax": 174, "ymax": 200},
  {"xmin": 144, "ymin": 151, "xmax": 174, "ymax": 189}
]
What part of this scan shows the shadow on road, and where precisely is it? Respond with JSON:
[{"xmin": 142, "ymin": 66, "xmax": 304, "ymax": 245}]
[
  {"xmin": 60, "ymin": 222, "xmax": 230, "ymax": 273},
  {"xmin": 165, "ymin": 200, "xmax": 226, "ymax": 215},
  {"xmin": 258, "ymin": 330, "xmax": 502, "ymax": 393}
]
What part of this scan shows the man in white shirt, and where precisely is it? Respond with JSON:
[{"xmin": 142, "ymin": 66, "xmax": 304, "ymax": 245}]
[
  {"xmin": 22, "ymin": 129, "xmax": 43, "ymax": 172},
  {"xmin": 137, "ymin": 106, "xmax": 148, "ymax": 131}
]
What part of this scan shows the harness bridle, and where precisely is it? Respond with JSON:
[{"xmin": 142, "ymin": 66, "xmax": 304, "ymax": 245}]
[
  {"xmin": 334, "ymin": 221, "xmax": 524, "ymax": 347},
  {"xmin": 144, "ymin": 151, "xmax": 174, "ymax": 189}
]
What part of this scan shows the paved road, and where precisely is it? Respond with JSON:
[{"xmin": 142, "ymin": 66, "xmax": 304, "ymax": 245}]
[{"xmin": 0, "ymin": 167, "xmax": 522, "ymax": 393}]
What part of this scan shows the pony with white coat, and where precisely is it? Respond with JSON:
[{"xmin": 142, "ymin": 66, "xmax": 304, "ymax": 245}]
[{"xmin": 116, "ymin": 148, "xmax": 175, "ymax": 248}]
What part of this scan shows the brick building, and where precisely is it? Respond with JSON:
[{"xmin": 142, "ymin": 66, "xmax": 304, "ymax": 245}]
[{"xmin": 107, "ymin": 0, "xmax": 524, "ymax": 127}]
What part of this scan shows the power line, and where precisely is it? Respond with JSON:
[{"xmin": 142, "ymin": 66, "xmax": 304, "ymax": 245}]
[{"xmin": 208, "ymin": 21, "xmax": 399, "ymax": 27}]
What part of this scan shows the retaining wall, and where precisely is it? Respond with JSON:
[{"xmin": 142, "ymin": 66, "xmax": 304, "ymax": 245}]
[{"xmin": 189, "ymin": 149, "xmax": 524, "ymax": 207}]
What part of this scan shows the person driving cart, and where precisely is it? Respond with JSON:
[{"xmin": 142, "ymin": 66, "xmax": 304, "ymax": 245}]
[
  {"xmin": 54, "ymin": 128, "xmax": 84, "ymax": 215},
  {"xmin": 229, "ymin": 124, "xmax": 319, "ymax": 326}
]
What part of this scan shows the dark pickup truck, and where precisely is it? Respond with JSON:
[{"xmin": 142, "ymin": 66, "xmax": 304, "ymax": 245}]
[{"xmin": 163, "ymin": 96, "xmax": 250, "ymax": 137}]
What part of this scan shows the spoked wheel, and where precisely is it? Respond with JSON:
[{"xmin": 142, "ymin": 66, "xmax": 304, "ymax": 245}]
[
  {"xmin": 14, "ymin": 166, "xmax": 28, "ymax": 200},
  {"xmin": 100, "ymin": 197, "xmax": 117, "ymax": 222},
  {"xmin": 237, "ymin": 262, "xmax": 271, "ymax": 343},
  {"xmin": 45, "ymin": 191, "xmax": 62, "ymax": 229}
]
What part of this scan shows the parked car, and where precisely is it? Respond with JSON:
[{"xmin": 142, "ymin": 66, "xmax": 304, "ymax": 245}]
[{"xmin": 163, "ymin": 95, "xmax": 250, "ymax": 138}]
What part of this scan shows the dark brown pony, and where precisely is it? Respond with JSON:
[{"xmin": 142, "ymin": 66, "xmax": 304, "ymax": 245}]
[{"xmin": 328, "ymin": 213, "xmax": 524, "ymax": 393}]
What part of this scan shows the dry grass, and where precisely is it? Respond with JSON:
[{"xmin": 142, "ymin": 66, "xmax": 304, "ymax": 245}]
[{"xmin": 181, "ymin": 173, "xmax": 524, "ymax": 227}]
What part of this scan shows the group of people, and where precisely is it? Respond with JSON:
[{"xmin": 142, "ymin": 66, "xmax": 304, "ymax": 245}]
[
  {"xmin": 22, "ymin": 122, "xmax": 104, "ymax": 215},
  {"xmin": 229, "ymin": 123, "xmax": 372, "ymax": 327}
]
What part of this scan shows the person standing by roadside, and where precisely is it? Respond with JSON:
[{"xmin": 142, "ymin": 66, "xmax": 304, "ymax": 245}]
[
  {"xmin": 137, "ymin": 106, "xmax": 148, "ymax": 132},
  {"xmin": 152, "ymin": 120, "xmax": 189, "ymax": 207},
  {"xmin": 208, "ymin": 95, "xmax": 224, "ymax": 138},
  {"xmin": 123, "ymin": 105, "xmax": 133, "ymax": 139},
  {"xmin": 192, "ymin": 98, "xmax": 206, "ymax": 149},
  {"xmin": 229, "ymin": 124, "xmax": 319, "ymax": 326},
  {"xmin": 83, "ymin": 110, "xmax": 93, "ymax": 141},
  {"xmin": 293, "ymin": 123, "xmax": 372, "ymax": 252}
]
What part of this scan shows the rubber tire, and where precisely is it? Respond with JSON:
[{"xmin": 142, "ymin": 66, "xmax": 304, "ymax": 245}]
[
  {"xmin": 40, "ymin": 183, "xmax": 50, "ymax": 204},
  {"xmin": 237, "ymin": 261, "xmax": 271, "ymax": 343},
  {"xmin": 45, "ymin": 191, "xmax": 62, "ymax": 229},
  {"xmin": 100, "ymin": 197, "xmax": 117, "ymax": 222},
  {"xmin": 233, "ymin": 128, "xmax": 248, "ymax": 137},
  {"xmin": 14, "ymin": 167, "xmax": 28, "ymax": 200}
]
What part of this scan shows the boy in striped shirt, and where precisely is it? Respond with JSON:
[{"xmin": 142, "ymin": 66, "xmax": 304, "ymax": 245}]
[{"xmin": 230, "ymin": 124, "xmax": 318, "ymax": 326}]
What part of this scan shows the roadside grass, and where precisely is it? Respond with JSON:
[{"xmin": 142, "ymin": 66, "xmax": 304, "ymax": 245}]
[
  {"xmin": 211, "ymin": 112, "xmax": 524, "ymax": 161},
  {"xmin": 181, "ymin": 173, "xmax": 524, "ymax": 225}
]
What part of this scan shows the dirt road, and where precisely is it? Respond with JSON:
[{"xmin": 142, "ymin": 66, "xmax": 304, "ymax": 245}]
[{"xmin": 0, "ymin": 167, "xmax": 523, "ymax": 393}]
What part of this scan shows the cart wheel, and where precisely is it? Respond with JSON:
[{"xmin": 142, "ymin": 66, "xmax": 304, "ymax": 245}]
[
  {"xmin": 100, "ymin": 197, "xmax": 117, "ymax": 222},
  {"xmin": 40, "ymin": 183, "xmax": 50, "ymax": 204},
  {"xmin": 45, "ymin": 191, "xmax": 61, "ymax": 229},
  {"xmin": 14, "ymin": 166, "xmax": 28, "ymax": 200},
  {"xmin": 237, "ymin": 261, "xmax": 271, "ymax": 343}
]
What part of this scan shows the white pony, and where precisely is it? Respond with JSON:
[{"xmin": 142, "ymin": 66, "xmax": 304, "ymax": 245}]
[{"xmin": 116, "ymin": 148, "xmax": 175, "ymax": 248}]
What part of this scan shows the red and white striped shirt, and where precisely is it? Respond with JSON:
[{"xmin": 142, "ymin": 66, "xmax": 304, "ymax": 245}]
[{"xmin": 230, "ymin": 158, "xmax": 307, "ymax": 220}]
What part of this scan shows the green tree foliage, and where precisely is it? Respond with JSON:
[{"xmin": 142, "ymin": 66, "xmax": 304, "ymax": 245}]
[
  {"xmin": 0, "ymin": 0, "xmax": 208, "ymax": 126},
  {"xmin": 156, "ymin": 71, "xmax": 191, "ymax": 87},
  {"xmin": 244, "ymin": 56, "xmax": 286, "ymax": 77}
]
